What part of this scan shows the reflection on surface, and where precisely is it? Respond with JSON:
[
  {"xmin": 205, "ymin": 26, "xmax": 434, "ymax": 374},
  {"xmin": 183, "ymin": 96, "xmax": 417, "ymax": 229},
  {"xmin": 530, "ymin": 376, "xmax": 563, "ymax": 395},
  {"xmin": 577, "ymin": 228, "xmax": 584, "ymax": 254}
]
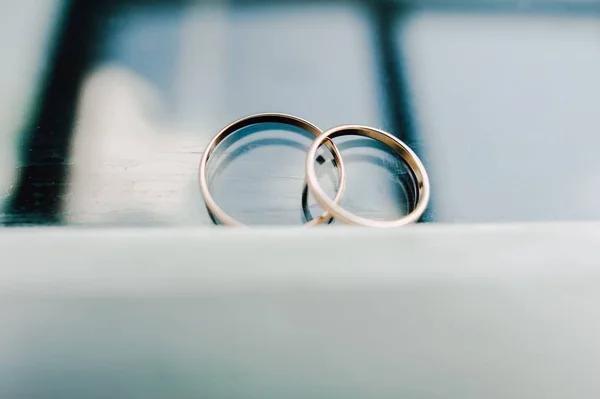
[
  {"xmin": 60, "ymin": 1, "xmax": 383, "ymax": 226},
  {"xmin": 66, "ymin": 66, "xmax": 207, "ymax": 226},
  {"xmin": 3, "ymin": 0, "xmax": 600, "ymax": 225},
  {"xmin": 0, "ymin": 0, "xmax": 64, "ymax": 221},
  {"xmin": 334, "ymin": 138, "xmax": 416, "ymax": 220},
  {"xmin": 206, "ymin": 124, "xmax": 340, "ymax": 226},
  {"xmin": 399, "ymin": 12, "xmax": 600, "ymax": 222}
]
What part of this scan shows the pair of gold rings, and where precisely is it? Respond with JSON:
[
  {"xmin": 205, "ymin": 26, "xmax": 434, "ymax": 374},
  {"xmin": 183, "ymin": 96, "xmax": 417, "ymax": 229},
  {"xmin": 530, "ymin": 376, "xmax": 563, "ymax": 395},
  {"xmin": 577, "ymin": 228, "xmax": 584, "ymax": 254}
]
[{"xmin": 198, "ymin": 113, "xmax": 430, "ymax": 228}]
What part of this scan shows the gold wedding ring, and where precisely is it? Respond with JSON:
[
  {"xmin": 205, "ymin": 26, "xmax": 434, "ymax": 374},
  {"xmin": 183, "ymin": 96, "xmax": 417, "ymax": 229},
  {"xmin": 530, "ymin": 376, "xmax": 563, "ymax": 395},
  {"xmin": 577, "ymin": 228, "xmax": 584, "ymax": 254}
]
[
  {"xmin": 305, "ymin": 125, "xmax": 430, "ymax": 228},
  {"xmin": 199, "ymin": 114, "xmax": 430, "ymax": 227},
  {"xmin": 198, "ymin": 113, "xmax": 346, "ymax": 227}
]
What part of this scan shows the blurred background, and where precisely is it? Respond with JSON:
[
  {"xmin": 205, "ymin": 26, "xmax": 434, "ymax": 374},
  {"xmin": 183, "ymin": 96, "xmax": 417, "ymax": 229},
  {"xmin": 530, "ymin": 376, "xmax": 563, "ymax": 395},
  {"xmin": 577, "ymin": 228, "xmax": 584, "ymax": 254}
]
[
  {"xmin": 2, "ymin": 3, "xmax": 600, "ymax": 398},
  {"xmin": 1, "ymin": 0, "xmax": 599, "ymax": 226}
]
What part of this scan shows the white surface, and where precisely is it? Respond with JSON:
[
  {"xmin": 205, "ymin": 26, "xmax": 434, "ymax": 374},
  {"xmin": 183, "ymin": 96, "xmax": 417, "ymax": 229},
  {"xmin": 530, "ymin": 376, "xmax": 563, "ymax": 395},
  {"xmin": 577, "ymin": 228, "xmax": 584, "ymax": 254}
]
[
  {"xmin": 2, "ymin": 223, "xmax": 600, "ymax": 295},
  {"xmin": 1, "ymin": 224, "xmax": 600, "ymax": 397}
]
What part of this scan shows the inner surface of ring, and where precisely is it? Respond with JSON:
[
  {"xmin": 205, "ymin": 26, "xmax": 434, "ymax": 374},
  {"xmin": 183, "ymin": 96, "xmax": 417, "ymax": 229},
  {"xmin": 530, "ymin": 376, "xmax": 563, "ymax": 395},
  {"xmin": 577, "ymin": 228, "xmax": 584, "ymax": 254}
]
[
  {"xmin": 207, "ymin": 121, "xmax": 341, "ymax": 225},
  {"xmin": 311, "ymin": 135, "xmax": 419, "ymax": 221}
]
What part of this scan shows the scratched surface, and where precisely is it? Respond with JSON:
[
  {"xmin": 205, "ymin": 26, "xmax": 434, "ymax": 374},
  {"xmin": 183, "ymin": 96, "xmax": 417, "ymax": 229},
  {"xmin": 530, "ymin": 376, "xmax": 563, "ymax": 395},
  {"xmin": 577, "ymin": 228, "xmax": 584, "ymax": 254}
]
[{"xmin": 2, "ymin": 0, "xmax": 600, "ymax": 226}]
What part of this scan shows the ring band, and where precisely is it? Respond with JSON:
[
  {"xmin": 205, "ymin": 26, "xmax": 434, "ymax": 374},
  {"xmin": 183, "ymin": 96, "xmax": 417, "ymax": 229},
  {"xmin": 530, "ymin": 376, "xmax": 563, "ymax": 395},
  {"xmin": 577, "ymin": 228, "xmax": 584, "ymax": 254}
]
[
  {"xmin": 305, "ymin": 125, "xmax": 430, "ymax": 227},
  {"xmin": 199, "ymin": 113, "xmax": 346, "ymax": 226}
]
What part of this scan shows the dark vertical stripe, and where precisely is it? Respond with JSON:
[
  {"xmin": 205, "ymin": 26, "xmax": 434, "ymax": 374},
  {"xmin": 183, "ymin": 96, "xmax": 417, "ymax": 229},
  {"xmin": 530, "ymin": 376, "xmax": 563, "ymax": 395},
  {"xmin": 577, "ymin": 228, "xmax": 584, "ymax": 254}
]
[
  {"xmin": 371, "ymin": 2, "xmax": 435, "ymax": 221},
  {"xmin": 5, "ymin": 1, "xmax": 112, "ymax": 225},
  {"xmin": 371, "ymin": 2, "xmax": 411, "ymax": 142}
]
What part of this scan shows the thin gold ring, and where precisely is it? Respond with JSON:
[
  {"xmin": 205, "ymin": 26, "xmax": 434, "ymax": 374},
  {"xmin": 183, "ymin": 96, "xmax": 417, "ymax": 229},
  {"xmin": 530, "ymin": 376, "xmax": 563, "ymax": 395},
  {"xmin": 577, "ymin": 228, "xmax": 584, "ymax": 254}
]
[
  {"xmin": 199, "ymin": 113, "xmax": 346, "ymax": 226},
  {"xmin": 305, "ymin": 125, "xmax": 430, "ymax": 227}
]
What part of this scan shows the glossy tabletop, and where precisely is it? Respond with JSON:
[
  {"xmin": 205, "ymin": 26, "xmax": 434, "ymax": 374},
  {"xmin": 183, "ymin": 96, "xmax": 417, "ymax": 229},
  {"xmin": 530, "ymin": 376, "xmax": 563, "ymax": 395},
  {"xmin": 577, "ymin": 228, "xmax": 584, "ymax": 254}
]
[{"xmin": 1, "ymin": 0, "xmax": 600, "ymax": 226}]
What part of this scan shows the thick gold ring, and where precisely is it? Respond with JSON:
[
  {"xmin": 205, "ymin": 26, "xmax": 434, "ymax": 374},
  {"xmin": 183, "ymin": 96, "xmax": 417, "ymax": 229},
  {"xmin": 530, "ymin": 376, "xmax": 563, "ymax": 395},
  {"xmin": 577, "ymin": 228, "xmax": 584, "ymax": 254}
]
[
  {"xmin": 305, "ymin": 125, "xmax": 430, "ymax": 227},
  {"xmin": 199, "ymin": 113, "xmax": 346, "ymax": 227}
]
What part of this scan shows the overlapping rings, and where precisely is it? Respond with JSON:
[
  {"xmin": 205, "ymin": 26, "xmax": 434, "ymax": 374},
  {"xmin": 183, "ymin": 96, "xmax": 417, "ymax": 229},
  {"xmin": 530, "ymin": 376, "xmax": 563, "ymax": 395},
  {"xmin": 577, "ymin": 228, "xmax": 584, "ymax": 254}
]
[{"xmin": 198, "ymin": 113, "xmax": 430, "ymax": 228}]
